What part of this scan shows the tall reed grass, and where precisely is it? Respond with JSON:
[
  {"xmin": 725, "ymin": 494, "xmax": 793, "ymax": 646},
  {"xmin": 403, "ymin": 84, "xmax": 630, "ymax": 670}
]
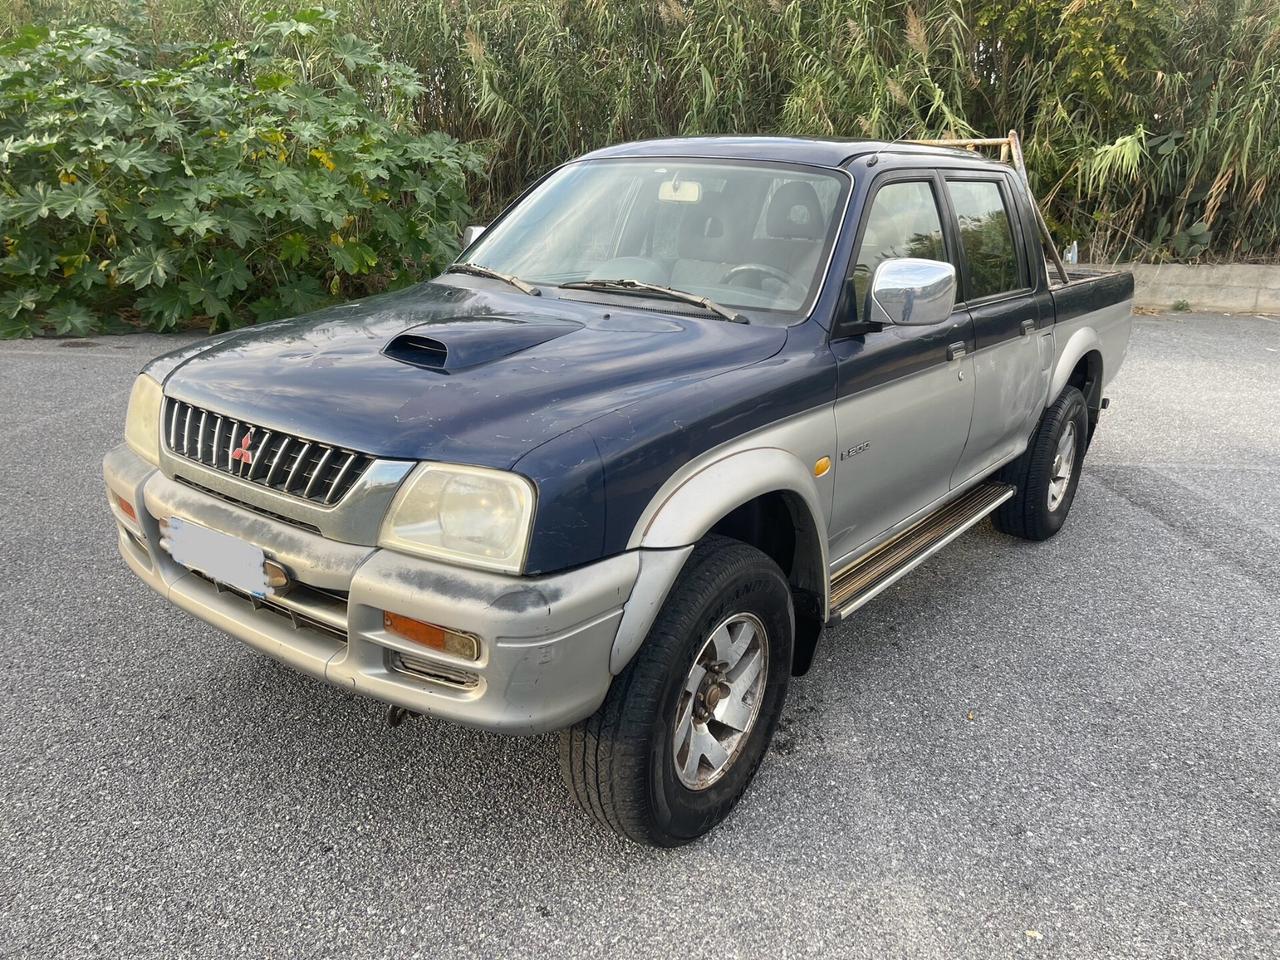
[{"xmin": 6, "ymin": 0, "xmax": 1278, "ymax": 261}]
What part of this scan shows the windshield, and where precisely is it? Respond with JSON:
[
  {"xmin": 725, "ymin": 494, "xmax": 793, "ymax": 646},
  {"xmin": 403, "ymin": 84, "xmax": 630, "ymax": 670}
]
[{"xmin": 461, "ymin": 158, "xmax": 850, "ymax": 323}]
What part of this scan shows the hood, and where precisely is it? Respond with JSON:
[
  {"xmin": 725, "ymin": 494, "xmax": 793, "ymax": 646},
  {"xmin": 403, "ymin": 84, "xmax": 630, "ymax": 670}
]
[{"xmin": 155, "ymin": 278, "xmax": 789, "ymax": 467}]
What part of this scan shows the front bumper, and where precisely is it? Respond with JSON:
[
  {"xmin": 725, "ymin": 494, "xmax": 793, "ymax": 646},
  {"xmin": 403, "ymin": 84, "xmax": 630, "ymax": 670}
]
[{"xmin": 103, "ymin": 443, "xmax": 650, "ymax": 734}]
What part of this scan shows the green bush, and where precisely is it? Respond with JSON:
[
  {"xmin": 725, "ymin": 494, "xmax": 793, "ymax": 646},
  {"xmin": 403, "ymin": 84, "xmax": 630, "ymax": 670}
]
[{"xmin": 0, "ymin": 8, "xmax": 482, "ymax": 338}]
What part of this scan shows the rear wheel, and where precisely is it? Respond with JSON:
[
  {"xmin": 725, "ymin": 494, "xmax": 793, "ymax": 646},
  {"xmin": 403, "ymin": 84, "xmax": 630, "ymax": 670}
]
[
  {"xmin": 993, "ymin": 385, "xmax": 1089, "ymax": 540},
  {"xmin": 560, "ymin": 535, "xmax": 793, "ymax": 846}
]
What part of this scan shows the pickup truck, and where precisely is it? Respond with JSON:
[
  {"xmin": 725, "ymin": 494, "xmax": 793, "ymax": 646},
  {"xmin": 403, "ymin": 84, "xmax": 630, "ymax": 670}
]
[{"xmin": 104, "ymin": 136, "xmax": 1133, "ymax": 846}]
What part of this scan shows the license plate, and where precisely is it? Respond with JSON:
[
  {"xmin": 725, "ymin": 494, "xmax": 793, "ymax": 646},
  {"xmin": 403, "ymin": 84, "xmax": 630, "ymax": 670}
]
[{"xmin": 164, "ymin": 516, "xmax": 269, "ymax": 597}]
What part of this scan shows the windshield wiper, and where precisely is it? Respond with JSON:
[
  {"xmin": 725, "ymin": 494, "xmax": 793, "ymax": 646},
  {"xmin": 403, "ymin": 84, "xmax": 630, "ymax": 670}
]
[
  {"xmin": 445, "ymin": 262, "xmax": 541, "ymax": 296},
  {"xmin": 559, "ymin": 279, "xmax": 748, "ymax": 324}
]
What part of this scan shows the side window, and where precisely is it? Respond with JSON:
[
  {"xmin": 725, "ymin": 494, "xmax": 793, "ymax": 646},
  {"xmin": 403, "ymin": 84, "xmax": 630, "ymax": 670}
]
[
  {"xmin": 946, "ymin": 179, "xmax": 1023, "ymax": 300},
  {"xmin": 848, "ymin": 180, "xmax": 946, "ymax": 315}
]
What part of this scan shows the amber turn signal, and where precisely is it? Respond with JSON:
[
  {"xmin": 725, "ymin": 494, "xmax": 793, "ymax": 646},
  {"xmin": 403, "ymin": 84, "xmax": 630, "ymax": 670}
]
[
  {"xmin": 383, "ymin": 611, "xmax": 480, "ymax": 661},
  {"xmin": 115, "ymin": 494, "xmax": 138, "ymax": 522}
]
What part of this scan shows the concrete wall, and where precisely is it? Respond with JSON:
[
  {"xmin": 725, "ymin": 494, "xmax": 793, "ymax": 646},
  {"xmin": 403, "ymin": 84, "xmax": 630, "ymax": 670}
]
[{"xmin": 1085, "ymin": 262, "xmax": 1280, "ymax": 314}]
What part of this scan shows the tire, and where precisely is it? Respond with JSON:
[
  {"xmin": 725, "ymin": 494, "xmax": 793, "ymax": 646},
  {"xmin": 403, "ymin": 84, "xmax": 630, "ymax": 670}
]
[
  {"xmin": 560, "ymin": 534, "xmax": 794, "ymax": 846},
  {"xmin": 993, "ymin": 385, "xmax": 1089, "ymax": 541}
]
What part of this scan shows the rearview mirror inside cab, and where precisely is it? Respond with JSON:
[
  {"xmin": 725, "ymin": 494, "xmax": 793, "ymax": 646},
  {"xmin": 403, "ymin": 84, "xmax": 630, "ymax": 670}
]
[
  {"xmin": 658, "ymin": 178, "xmax": 702, "ymax": 203},
  {"xmin": 868, "ymin": 258, "xmax": 957, "ymax": 326}
]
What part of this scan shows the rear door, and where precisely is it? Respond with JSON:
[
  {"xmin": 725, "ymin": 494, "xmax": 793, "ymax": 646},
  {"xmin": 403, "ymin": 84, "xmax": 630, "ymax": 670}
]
[
  {"xmin": 941, "ymin": 173, "xmax": 1049, "ymax": 483},
  {"xmin": 827, "ymin": 171, "xmax": 977, "ymax": 566}
]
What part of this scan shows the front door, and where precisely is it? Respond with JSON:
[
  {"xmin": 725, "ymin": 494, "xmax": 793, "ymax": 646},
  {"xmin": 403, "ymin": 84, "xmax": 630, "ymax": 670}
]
[{"xmin": 827, "ymin": 174, "xmax": 976, "ymax": 568}]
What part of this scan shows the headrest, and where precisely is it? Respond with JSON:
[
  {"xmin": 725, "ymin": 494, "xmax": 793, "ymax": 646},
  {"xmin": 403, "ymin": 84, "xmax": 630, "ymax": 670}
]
[
  {"xmin": 766, "ymin": 181, "xmax": 825, "ymax": 240},
  {"xmin": 676, "ymin": 190, "xmax": 742, "ymax": 261}
]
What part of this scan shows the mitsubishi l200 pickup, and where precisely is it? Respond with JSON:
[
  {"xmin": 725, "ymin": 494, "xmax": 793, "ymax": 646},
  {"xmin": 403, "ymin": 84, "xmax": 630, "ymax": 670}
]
[{"xmin": 105, "ymin": 135, "xmax": 1133, "ymax": 846}]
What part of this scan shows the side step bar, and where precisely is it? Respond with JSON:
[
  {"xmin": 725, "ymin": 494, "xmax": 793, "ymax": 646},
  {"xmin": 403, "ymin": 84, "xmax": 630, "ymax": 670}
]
[{"xmin": 827, "ymin": 482, "xmax": 1015, "ymax": 624}]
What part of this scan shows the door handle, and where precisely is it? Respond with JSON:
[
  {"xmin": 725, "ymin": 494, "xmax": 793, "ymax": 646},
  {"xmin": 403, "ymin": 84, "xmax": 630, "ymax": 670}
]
[
  {"xmin": 947, "ymin": 341, "xmax": 967, "ymax": 361},
  {"xmin": 1021, "ymin": 319, "xmax": 1036, "ymax": 337}
]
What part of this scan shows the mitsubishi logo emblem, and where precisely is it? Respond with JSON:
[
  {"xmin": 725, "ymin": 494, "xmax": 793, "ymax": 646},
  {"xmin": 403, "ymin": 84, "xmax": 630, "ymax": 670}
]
[{"xmin": 231, "ymin": 429, "xmax": 255, "ymax": 473}]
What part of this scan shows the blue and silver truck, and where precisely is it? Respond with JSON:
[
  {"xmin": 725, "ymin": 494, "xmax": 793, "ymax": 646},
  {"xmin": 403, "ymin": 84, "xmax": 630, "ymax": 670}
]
[{"xmin": 105, "ymin": 135, "xmax": 1133, "ymax": 845}]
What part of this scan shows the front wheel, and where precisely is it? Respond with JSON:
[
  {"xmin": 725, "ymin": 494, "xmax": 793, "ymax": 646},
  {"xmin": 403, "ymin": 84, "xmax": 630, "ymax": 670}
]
[
  {"xmin": 560, "ymin": 535, "xmax": 794, "ymax": 846},
  {"xmin": 993, "ymin": 385, "xmax": 1089, "ymax": 540}
]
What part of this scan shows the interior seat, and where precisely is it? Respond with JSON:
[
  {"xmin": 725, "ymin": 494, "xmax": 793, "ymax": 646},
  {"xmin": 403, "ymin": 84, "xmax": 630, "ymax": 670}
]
[
  {"xmin": 668, "ymin": 190, "xmax": 747, "ymax": 292},
  {"xmin": 752, "ymin": 180, "xmax": 827, "ymax": 279}
]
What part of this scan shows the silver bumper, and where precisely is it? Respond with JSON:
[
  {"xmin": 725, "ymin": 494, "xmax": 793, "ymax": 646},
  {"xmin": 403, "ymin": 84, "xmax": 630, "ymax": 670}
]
[{"xmin": 103, "ymin": 443, "xmax": 681, "ymax": 734}]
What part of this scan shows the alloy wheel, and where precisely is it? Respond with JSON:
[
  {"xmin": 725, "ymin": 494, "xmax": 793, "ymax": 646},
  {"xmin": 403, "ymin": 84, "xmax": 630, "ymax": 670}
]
[
  {"xmin": 672, "ymin": 612, "xmax": 768, "ymax": 790},
  {"xmin": 1047, "ymin": 420, "xmax": 1078, "ymax": 512}
]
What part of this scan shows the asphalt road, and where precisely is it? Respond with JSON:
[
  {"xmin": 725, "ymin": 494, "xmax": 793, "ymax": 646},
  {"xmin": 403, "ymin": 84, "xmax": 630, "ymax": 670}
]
[{"xmin": 1, "ymin": 312, "xmax": 1277, "ymax": 959}]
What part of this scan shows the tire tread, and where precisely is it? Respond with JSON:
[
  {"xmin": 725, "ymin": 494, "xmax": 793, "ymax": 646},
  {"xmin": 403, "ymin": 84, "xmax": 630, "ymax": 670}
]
[
  {"xmin": 560, "ymin": 535, "xmax": 789, "ymax": 845},
  {"xmin": 993, "ymin": 385, "xmax": 1088, "ymax": 540}
]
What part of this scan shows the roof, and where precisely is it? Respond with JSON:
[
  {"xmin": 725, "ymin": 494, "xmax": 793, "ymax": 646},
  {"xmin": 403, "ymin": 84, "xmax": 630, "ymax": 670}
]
[{"xmin": 577, "ymin": 135, "xmax": 1005, "ymax": 169}]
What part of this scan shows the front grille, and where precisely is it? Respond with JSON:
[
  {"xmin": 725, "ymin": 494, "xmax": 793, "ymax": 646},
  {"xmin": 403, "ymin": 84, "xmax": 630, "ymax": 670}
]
[
  {"xmin": 164, "ymin": 399, "xmax": 374, "ymax": 505},
  {"xmin": 173, "ymin": 477, "xmax": 323, "ymax": 535}
]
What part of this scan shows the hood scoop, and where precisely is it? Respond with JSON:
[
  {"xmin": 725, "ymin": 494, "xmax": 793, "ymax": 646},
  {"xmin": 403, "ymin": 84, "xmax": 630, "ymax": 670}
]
[{"xmin": 382, "ymin": 316, "xmax": 581, "ymax": 373}]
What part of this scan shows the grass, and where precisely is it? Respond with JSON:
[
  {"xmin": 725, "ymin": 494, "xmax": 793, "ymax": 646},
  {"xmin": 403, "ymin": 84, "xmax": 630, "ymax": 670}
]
[{"xmin": 4, "ymin": 0, "xmax": 1279, "ymax": 263}]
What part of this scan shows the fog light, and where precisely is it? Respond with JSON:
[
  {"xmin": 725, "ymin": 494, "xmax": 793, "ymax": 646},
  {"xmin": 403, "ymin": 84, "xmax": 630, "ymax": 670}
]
[
  {"xmin": 383, "ymin": 611, "xmax": 480, "ymax": 661},
  {"xmin": 115, "ymin": 493, "xmax": 138, "ymax": 523},
  {"xmin": 391, "ymin": 653, "xmax": 480, "ymax": 690}
]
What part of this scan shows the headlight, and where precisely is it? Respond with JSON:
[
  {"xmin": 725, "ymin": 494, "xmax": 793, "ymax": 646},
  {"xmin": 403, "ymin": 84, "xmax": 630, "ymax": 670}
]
[
  {"xmin": 124, "ymin": 374, "xmax": 163, "ymax": 465},
  {"xmin": 379, "ymin": 463, "xmax": 536, "ymax": 574}
]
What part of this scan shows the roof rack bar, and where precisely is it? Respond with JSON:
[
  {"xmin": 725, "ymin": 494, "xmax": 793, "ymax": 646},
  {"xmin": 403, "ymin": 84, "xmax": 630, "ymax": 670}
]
[
  {"xmin": 906, "ymin": 129, "xmax": 1070, "ymax": 284},
  {"xmin": 909, "ymin": 137, "xmax": 1012, "ymax": 148}
]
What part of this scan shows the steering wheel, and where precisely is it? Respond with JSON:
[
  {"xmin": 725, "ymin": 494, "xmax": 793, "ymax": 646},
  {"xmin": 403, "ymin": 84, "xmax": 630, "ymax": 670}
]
[{"xmin": 720, "ymin": 262, "xmax": 806, "ymax": 298}]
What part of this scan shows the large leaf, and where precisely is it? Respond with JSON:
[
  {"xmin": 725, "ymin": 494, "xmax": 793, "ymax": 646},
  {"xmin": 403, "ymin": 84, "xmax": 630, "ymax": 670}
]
[
  {"xmin": 116, "ymin": 246, "xmax": 176, "ymax": 289},
  {"xmin": 0, "ymin": 286, "xmax": 52, "ymax": 320},
  {"xmin": 277, "ymin": 275, "xmax": 330, "ymax": 315},
  {"xmin": 99, "ymin": 140, "xmax": 170, "ymax": 175},
  {"xmin": 179, "ymin": 276, "xmax": 230, "ymax": 321},
  {"xmin": 278, "ymin": 232, "xmax": 309, "ymax": 265},
  {"xmin": 211, "ymin": 248, "xmax": 253, "ymax": 297},
  {"xmin": 45, "ymin": 300, "xmax": 98, "ymax": 336},
  {"xmin": 219, "ymin": 208, "xmax": 260, "ymax": 248},
  {"xmin": 167, "ymin": 208, "xmax": 224, "ymax": 238},
  {"xmin": 5, "ymin": 183, "xmax": 56, "ymax": 226},
  {"xmin": 137, "ymin": 285, "xmax": 192, "ymax": 331},
  {"xmin": 66, "ymin": 259, "xmax": 109, "ymax": 292},
  {"xmin": 49, "ymin": 182, "xmax": 104, "ymax": 224},
  {"xmin": 0, "ymin": 133, "xmax": 60, "ymax": 164},
  {"xmin": 0, "ymin": 312, "xmax": 41, "ymax": 339},
  {"xmin": 145, "ymin": 195, "xmax": 192, "ymax": 222},
  {"xmin": 0, "ymin": 247, "xmax": 50, "ymax": 277},
  {"xmin": 328, "ymin": 238, "xmax": 377, "ymax": 275}
]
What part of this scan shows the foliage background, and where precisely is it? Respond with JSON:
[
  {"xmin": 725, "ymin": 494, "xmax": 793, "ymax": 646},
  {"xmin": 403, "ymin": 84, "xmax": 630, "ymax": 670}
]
[
  {"xmin": 0, "ymin": 8, "xmax": 481, "ymax": 337},
  {"xmin": 4, "ymin": 0, "xmax": 1279, "ymax": 335}
]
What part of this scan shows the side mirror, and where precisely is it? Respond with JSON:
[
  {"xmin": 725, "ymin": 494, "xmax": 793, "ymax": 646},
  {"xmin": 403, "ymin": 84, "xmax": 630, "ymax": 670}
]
[
  {"xmin": 461, "ymin": 224, "xmax": 487, "ymax": 248},
  {"xmin": 867, "ymin": 258, "xmax": 956, "ymax": 326}
]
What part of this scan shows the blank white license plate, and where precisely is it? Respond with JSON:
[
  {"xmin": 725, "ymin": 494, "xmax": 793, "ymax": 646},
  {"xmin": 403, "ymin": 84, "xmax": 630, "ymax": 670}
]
[{"xmin": 165, "ymin": 517, "xmax": 269, "ymax": 597}]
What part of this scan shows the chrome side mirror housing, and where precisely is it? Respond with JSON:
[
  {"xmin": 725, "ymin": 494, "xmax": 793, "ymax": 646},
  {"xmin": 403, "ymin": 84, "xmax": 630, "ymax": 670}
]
[
  {"xmin": 461, "ymin": 224, "xmax": 487, "ymax": 248},
  {"xmin": 867, "ymin": 258, "xmax": 957, "ymax": 326}
]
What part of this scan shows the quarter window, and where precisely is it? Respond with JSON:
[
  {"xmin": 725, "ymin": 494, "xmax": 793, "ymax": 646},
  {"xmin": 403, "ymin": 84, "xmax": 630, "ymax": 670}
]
[
  {"xmin": 947, "ymin": 180, "xmax": 1022, "ymax": 300},
  {"xmin": 849, "ymin": 181, "xmax": 946, "ymax": 316}
]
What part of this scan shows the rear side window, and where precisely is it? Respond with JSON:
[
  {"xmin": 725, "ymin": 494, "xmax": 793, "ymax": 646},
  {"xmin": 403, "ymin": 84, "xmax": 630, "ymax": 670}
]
[
  {"xmin": 849, "ymin": 180, "xmax": 946, "ymax": 312},
  {"xmin": 947, "ymin": 180, "xmax": 1022, "ymax": 300}
]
